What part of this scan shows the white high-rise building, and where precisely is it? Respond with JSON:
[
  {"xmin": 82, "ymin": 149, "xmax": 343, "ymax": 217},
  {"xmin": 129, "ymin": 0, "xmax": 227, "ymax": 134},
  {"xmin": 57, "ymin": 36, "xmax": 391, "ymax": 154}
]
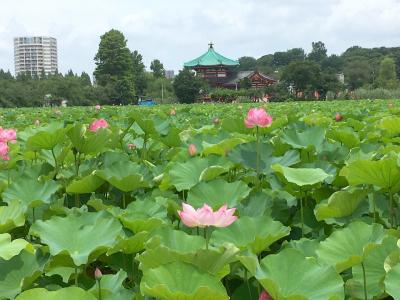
[{"xmin": 14, "ymin": 36, "xmax": 58, "ymax": 76}]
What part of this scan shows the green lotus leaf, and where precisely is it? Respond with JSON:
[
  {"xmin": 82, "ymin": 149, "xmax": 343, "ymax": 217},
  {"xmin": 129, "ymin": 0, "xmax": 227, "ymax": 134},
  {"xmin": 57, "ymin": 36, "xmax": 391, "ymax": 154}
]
[
  {"xmin": 89, "ymin": 270, "xmax": 133, "ymax": 300},
  {"xmin": 199, "ymin": 166, "xmax": 229, "ymax": 182},
  {"xmin": 340, "ymin": 157, "xmax": 400, "ymax": 191},
  {"xmin": 169, "ymin": 157, "xmax": 210, "ymax": 191},
  {"xmin": 346, "ymin": 235, "xmax": 398, "ymax": 299},
  {"xmin": 327, "ymin": 127, "xmax": 360, "ymax": 149},
  {"xmin": 281, "ymin": 126, "xmax": 325, "ymax": 151},
  {"xmin": 30, "ymin": 211, "xmax": 124, "ymax": 266},
  {"xmin": 95, "ymin": 161, "xmax": 148, "ymax": 192},
  {"xmin": 284, "ymin": 238, "xmax": 319, "ymax": 258},
  {"xmin": 378, "ymin": 116, "xmax": 400, "ymax": 137},
  {"xmin": 228, "ymin": 142, "xmax": 300, "ymax": 173},
  {"xmin": 159, "ymin": 126, "xmax": 182, "ymax": 147},
  {"xmin": 141, "ymin": 261, "xmax": 229, "ymax": 300},
  {"xmin": 316, "ymin": 221, "xmax": 387, "ymax": 272},
  {"xmin": 16, "ymin": 287, "xmax": 96, "ymax": 300},
  {"xmin": 107, "ymin": 231, "xmax": 149, "ymax": 255},
  {"xmin": 68, "ymin": 123, "xmax": 110, "ymax": 154},
  {"xmin": 2, "ymin": 177, "xmax": 60, "ymax": 208},
  {"xmin": 26, "ymin": 127, "xmax": 66, "ymax": 150},
  {"xmin": 130, "ymin": 112, "xmax": 157, "ymax": 135},
  {"xmin": 44, "ymin": 254, "xmax": 76, "ymax": 283},
  {"xmin": 253, "ymin": 248, "xmax": 344, "ymax": 300},
  {"xmin": 187, "ymin": 178, "xmax": 251, "ymax": 209},
  {"xmin": 202, "ymin": 137, "xmax": 248, "ymax": 156},
  {"xmin": 0, "ymin": 233, "xmax": 34, "ymax": 260},
  {"xmin": 119, "ymin": 200, "xmax": 168, "ymax": 233},
  {"xmin": 0, "ymin": 250, "xmax": 48, "ymax": 300},
  {"xmin": 314, "ymin": 187, "xmax": 369, "ymax": 222},
  {"xmin": 272, "ymin": 164, "xmax": 331, "ymax": 186},
  {"xmin": 0, "ymin": 200, "xmax": 26, "ymax": 233},
  {"xmin": 210, "ymin": 216, "xmax": 290, "ymax": 254},
  {"xmin": 138, "ymin": 228, "xmax": 238, "ymax": 277},
  {"xmin": 385, "ymin": 262, "xmax": 400, "ymax": 299},
  {"xmin": 66, "ymin": 173, "xmax": 105, "ymax": 194}
]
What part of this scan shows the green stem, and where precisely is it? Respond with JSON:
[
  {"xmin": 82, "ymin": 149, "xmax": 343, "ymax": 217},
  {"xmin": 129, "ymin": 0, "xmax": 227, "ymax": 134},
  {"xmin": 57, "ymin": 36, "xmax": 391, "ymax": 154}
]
[
  {"xmin": 142, "ymin": 134, "xmax": 148, "ymax": 160},
  {"xmin": 245, "ymin": 269, "xmax": 253, "ymax": 299},
  {"xmin": 204, "ymin": 227, "xmax": 209, "ymax": 250},
  {"xmin": 7, "ymin": 168, "xmax": 10, "ymax": 187},
  {"xmin": 361, "ymin": 262, "xmax": 367, "ymax": 300},
  {"xmin": 300, "ymin": 189, "xmax": 304, "ymax": 238},
  {"xmin": 51, "ymin": 148, "xmax": 58, "ymax": 174},
  {"xmin": 32, "ymin": 208, "xmax": 35, "ymax": 223},
  {"xmin": 372, "ymin": 192, "xmax": 377, "ymax": 223},
  {"xmin": 98, "ymin": 279, "xmax": 102, "ymax": 300},
  {"xmin": 75, "ymin": 266, "xmax": 79, "ymax": 286},
  {"xmin": 122, "ymin": 193, "xmax": 126, "ymax": 209},
  {"xmin": 256, "ymin": 126, "xmax": 260, "ymax": 189},
  {"xmin": 389, "ymin": 188, "xmax": 394, "ymax": 228},
  {"xmin": 75, "ymin": 193, "xmax": 80, "ymax": 207}
]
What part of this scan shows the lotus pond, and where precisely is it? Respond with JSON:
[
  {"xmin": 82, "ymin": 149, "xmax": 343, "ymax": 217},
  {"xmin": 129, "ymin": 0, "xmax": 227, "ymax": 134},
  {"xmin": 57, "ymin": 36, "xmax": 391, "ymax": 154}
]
[{"xmin": 1, "ymin": 100, "xmax": 400, "ymax": 300}]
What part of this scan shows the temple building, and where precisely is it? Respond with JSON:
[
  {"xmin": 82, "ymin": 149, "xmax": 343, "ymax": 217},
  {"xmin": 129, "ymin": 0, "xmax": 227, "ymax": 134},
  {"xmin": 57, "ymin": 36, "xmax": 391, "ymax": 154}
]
[{"xmin": 184, "ymin": 43, "xmax": 277, "ymax": 89}]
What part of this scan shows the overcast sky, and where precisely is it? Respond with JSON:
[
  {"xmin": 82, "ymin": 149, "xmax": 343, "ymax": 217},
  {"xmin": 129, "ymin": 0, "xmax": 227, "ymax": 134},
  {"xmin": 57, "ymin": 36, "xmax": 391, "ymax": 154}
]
[{"xmin": 1, "ymin": 0, "xmax": 399, "ymax": 75}]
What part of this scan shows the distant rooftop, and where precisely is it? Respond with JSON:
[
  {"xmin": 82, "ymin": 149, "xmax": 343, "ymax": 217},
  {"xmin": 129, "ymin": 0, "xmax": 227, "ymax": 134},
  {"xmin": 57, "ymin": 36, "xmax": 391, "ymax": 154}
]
[{"xmin": 184, "ymin": 43, "xmax": 239, "ymax": 67}]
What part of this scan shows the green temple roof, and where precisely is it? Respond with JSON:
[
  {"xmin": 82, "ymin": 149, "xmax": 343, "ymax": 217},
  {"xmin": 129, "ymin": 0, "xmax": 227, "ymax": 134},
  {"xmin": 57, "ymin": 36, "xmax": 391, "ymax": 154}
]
[{"xmin": 184, "ymin": 43, "xmax": 239, "ymax": 67}]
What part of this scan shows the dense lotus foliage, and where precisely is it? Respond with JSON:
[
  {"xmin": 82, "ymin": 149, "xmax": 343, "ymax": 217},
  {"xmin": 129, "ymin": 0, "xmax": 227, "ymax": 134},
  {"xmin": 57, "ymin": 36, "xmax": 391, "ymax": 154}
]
[{"xmin": 1, "ymin": 100, "xmax": 400, "ymax": 300}]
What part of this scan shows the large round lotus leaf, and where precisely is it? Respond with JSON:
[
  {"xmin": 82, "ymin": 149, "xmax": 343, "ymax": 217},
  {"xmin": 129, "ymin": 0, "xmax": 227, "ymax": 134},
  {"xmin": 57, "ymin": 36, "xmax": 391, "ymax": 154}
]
[
  {"xmin": 378, "ymin": 116, "xmax": 400, "ymax": 137},
  {"xmin": 2, "ymin": 177, "xmax": 59, "ymax": 208},
  {"xmin": 316, "ymin": 221, "xmax": 387, "ymax": 272},
  {"xmin": 314, "ymin": 187, "xmax": 368, "ymax": 222},
  {"xmin": 29, "ymin": 211, "xmax": 124, "ymax": 266},
  {"xmin": 141, "ymin": 261, "xmax": 229, "ymax": 300},
  {"xmin": 119, "ymin": 200, "xmax": 168, "ymax": 233},
  {"xmin": 272, "ymin": 164, "xmax": 331, "ymax": 186},
  {"xmin": 385, "ymin": 262, "xmax": 400, "ymax": 299},
  {"xmin": 26, "ymin": 127, "xmax": 66, "ymax": 150},
  {"xmin": 66, "ymin": 174, "xmax": 105, "ymax": 194},
  {"xmin": 169, "ymin": 157, "xmax": 210, "ymax": 191},
  {"xmin": 68, "ymin": 123, "xmax": 110, "ymax": 154},
  {"xmin": 340, "ymin": 157, "xmax": 400, "ymax": 191},
  {"xmin": 346, "ymin": 235, "xmax": 398, "ymax": 299},
  {"xmin": 210, "ymin": 216, "xmax": 290, "ymax": 254},
  {"xmin": 107, "ymin": 231, "xmax": 149, "ymax": 255},
  {"xmin": 281, "ymin": 126, "xmax": 325, "ymax": 151},
  {"xmin": 202, "ymin": 137, "xmax": 248, "ymax": 156},
  {"xmin": 0, "ymin": 200, "xmax": 25, "ymax": 233},
  {"xmin": 138, "ymin": 228, "xmax": 238, "ymax": 277},
  {"xmin": 16, "ymin": 287, "xmax": 96, "ymax": 300},
  {"xmin": 187, "ymin": 178, "xmax": 251, "ymax": 209},
  {"xmin": 0, "ymin": 233, "xmax": 33, "ymax": 260},
  {"xmin": 130, "ymin": 111, "xmax": 157, "ymax": 134},
  {"xmin": 228, "ymin": 142, "xmax": 300, "ymax": 173},
  {"xmin": 0, "ymin": 250, "xmax": 48, "ymax": 300},
  {"xmin": 89, "ymin": 270, "xmax": 133, "ymax": 300},
  {"xmin": 327, "ymin": 127, "xmax": 360, "ymax": 149},
  {"xmin": 254, "ymin": 248, "xmax": 344, "ymax": 300},
  {"xmin": 95, "ymin": 161, "xmax": 148, "ymax": 192}
]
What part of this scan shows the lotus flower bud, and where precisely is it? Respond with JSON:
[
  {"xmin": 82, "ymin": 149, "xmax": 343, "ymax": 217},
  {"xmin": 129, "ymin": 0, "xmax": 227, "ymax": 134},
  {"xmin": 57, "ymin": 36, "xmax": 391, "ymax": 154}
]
[
  {"xmin": 188, "ymin": 144, "xmax": 197, "ymax": 156},
  {"xmin": 259, "ymin": 290, "xmax": 273, "ymax": 300},
  {"xmin": 335, "ymin": 113, "xmax": 342, "ymax": 122},
  {"xmin": 170, "ymin": 108, "xmax": 176, "ymax": 116},
  {"xmin": 94, "ymin": 268, "xmax": 102, "ymax": 280},
  {"xmin": 128, "ymin": 143, "xmax": 135, "ymax": 150},
  {"xmin": 95, "ymin": 104, "xmax": 101, "ymax": 110},
  {"xmin": 213, "ymin": 118, "xmax": 220, "ymax": 125}
]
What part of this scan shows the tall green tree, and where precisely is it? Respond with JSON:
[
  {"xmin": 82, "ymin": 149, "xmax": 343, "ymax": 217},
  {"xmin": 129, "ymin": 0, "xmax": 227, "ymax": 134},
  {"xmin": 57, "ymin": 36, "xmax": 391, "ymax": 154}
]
[
  {"xmin": 238, "ymin": 56, "xmax": 257, "ymax": 71},
  {"xmin": 94, "ymin": 29, "xmax": 135, "ymax": 104},
  {"xmin": 173, "ymin": 69, "xmax": 201, "ymax": 103},
  {"xmin": 131, "ymin": 50, "xmax": 147, "ymax": 96},
  {"xmin": 344, "ymin": 60, "xmax": 372, "ymax": 90},
  {"xmin": 150, "ymin": 59, "xmax": 165, "ymax": 78},
  {"xmin": 308, "ymin": 41, "xmax": 328, "ymax": 63},
  {"xmin": 281, "ymin": 60, "xmax": 321, "ymax": 93},
  {"xmin": 377, "ymin": 57, "xmax": 398, "ymax": 89}
]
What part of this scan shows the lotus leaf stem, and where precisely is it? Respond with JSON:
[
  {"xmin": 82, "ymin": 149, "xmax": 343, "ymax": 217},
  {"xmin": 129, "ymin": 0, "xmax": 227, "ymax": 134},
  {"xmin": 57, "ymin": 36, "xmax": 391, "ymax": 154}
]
[
  {"xmin": 300, "ymin": 189, "xmax": 304, "ymax": 238},
  {"xmin": 244, "ymin": 268, "xmax": 252, "ymax": 299},
  {"xmin": 361, "ymin": 262, "xmax": 367, "ymax": 300},
  {"xmin": 97, "ymin": 278, "xmax": 102, "ymax": 300},
  {"xmin": 256, "ymin": 126, "xmax": 261, "ymax": 189},
  {"xmin": 74, "ymin": 266, "xmax": 79, "ymax": 286},
  {"xmin": 51, "ymin": 148, "xmax": 58, "ymax": 174}
]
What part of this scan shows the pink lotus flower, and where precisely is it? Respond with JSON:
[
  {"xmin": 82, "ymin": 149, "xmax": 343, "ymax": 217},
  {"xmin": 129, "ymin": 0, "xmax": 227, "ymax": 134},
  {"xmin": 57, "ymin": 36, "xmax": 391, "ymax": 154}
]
[
  {"xmin": 0, "ymin": 142, "xmax": 10, "ymax": 161},
  {"xmin": 94, "ymin": 268, "xmax": 102, "ymax": 280},
  {"xmin": 0, "ymin": 128, "xmax": 16, "ymax": 143},
  {"xmin": 178, "ymin": 203, "xmax": 237, "ymax": 228},
  {"xmin": 89, "ymin": 119, "xmax": 109, "ymax": 132},
  {"xmin": 128, "ymin": 143, "xmax": 135, "ymax": 150},
  {"xmin": 335, "ymin": 113, "xmax": 343, "ymax": 122},
  {"xmin": 188, "ymin": 144, "xmax": 197, "ymax": 156},
  {"xmin": 245, "ymin": 108, "xmax": 273, "ymax": 128},
  {"xmin": 259, "ymin": 290, "xmax": 273, "ymax": 300},
  {"xmin": 95, "ymin": 104, "xmax": 101, "ymax": 110}
]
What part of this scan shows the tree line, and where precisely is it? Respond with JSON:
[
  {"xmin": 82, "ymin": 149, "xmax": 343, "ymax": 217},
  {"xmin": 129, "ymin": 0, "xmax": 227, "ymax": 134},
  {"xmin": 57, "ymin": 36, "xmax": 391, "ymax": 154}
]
[{"xmin": 0, "ymin": 29, "xmax": 399, "ymax": 107}]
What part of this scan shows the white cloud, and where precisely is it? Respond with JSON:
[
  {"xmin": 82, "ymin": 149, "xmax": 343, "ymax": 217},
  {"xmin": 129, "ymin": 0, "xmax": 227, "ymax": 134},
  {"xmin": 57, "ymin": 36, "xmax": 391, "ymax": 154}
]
[{"xmin": 0, "ymin": 0, "xmax": 399, "ymax": 75}]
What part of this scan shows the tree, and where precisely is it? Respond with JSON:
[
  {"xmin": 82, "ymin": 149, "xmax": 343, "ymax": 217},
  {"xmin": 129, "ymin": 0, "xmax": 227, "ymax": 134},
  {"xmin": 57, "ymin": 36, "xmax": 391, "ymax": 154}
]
[
  {"xmin": 344, "ymin": 60, "xmax": 372, "ymax": 90},
  {"xmin": 94, "ymin": 29, "xmax": 135, "ymax": 104},
  {"xmin": 281, "ymin": 61, "xmax": 321, "ymax": 94},
  {"xmin": 272, "ymin": 48, "xmax": 305, "ymax": 67},
  {"xmin": 150, "ymin": 59, "xmax": 165, "ymax": 78},
  {"xmin": 239, "ymin": 77, "xmax": 252, "ymax": 89},
  {"xmin": 377, "ymin": 57, "xmax": 398, "ymax": 89},
  {"xmin": 308, "ymin": 41, "xmax": 327, "ymax": 63},
  {"xmin": 173, "ymin": 68, "xmax": 202, "ymax": 103},
  {"xmin": 80, "ymin": 72, "xmax": 92, "ymax": 86},
  {"xmin": 238, "ymin": 56, "xmax": 257, "ymax": 71},
  {"xmin": 131, "ymin": 50, "xmax": 147, "ymax": 96}
]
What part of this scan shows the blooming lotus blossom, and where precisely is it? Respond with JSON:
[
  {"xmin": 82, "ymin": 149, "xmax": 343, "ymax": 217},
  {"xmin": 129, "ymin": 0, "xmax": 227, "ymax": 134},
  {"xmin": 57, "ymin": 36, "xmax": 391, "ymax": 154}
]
[
  {"xmin": 178, "ymin": 203, "xmax": 237, "ymax": 228},
  {"xmin": 94, "ymin": 268, "xmax": 102, "ymax": 280},
  {"xmin": 188, "ymin": 144, "xmax": 197, "ymax": 156},
  {"xmin": 259, "ymin": 290, "xmax": 273, "ymax": 300},
  {"xmin": 89, "ymin": 119, "xmax": 109, "ymax": 132},
  {"xmin": 245, "ymin": 108, "xmax": 273, "ymax": 128},
  {"xmin": 335, "ymin": 113, "xmax": 343, "ymax": 122},
  {"xmin": 0, "ymin": 142, "xmax": 10, "ymax": 161},
  {"xmin": 95, "ymin": 104, "xmax": 101, "ymax": 110},
  {"xmin": 0, "ymin": 128, "xmax": 17, "ymax": 143}
]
